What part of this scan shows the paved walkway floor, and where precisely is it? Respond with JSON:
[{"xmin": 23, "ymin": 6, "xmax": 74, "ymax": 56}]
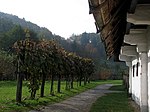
[{"xmin": 30, "ymin": 84, "xmax": 115, "ymax": 112}]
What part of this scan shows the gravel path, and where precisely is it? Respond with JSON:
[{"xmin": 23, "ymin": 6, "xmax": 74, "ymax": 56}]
[{"xmin": 30, "ymin": 84, "xmax": 115, "ymax": 112}]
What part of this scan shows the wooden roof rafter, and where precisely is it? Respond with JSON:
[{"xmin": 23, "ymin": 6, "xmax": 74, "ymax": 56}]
[
  {"xmin": 89, "ymin": 0, "xmax": 107, "ymax": 14},
  {"xmin": 100, "ymin": 16, "xmax": 122, "ymax": 41},
  {"xmin": 89, "ymin": 0, "xmax": 129, "ymax": 60},
  {"xmin": 105, "ymin": 30, "xmax": 124, "ymax": 54}
]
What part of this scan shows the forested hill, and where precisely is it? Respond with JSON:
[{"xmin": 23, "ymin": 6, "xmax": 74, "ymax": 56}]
[
  {"xmin": 0, "ymin": 12, "xmax": 127, "ymax": 80},
  {"xmin": 0, "ymin": 11, "xmax": 105, "ymax": 60},
  {"xmin": 0, "ymin": 12, "xmax": 63, "ymax": 40},
  {"xmin": 65, "ymin": 33, "xmax": 106, "ymax": 60},
  {"xmin": 0, "ymin": 11, "xmax": 66, "ymax": 50},
  {"xmin": 66, "ymin": 33, "xmax": 127, "ymax": 79}
]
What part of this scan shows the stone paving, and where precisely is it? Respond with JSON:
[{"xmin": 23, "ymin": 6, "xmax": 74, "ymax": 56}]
[{"xmin": 30, "ymin": 84, "xmax": 115, "ymax": 112}]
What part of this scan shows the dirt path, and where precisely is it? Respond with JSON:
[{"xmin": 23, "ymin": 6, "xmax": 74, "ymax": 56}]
[{"xmin": 30, "ymin": 84, "xmax": 115, "ymax": 112}]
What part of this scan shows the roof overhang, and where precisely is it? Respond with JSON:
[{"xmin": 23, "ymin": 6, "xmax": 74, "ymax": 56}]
[{"xmin": 89, "ymin": 0, "xmax": 150, "ymax": 61}]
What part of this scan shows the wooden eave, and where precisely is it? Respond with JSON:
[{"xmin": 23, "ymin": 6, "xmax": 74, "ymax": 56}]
[{"xmin": 89, "ymin": 0, "xmax": 129, "ymax": 60}]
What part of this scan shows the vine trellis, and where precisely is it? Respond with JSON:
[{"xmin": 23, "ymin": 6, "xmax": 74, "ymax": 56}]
[{"xmin": 13, "ymin": 30, "xmax": 95, "ymax": 102}]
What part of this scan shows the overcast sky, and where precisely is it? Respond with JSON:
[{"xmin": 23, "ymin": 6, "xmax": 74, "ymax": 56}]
[{"xmin": 0, "ymin": 0, "xmax": 96, "ymax": 38}]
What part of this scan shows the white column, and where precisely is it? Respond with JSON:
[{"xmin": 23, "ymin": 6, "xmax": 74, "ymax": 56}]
[
  {"xmin": 126, "ymin": 62, "xmax": 132, "ymax": 95},
  {"xmin": 147, "ymin": 26, "xmax": 150, "ymax": 112},
  {"xmin": 139, "ymin": 50, "xmax": 148, "ymax": 112},
  {"xmin": 148, "ymin": 51, "xmax": 150, "ymax": 112}
]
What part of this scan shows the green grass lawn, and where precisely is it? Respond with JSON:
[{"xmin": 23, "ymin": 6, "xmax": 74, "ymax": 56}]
[
  {"xmin": 0, "ymin": 80, "xmax": 122, "ymax": 112},
  {"xmin": 90, "ymin": 84, "xmax": 134, "ymax": 112}
]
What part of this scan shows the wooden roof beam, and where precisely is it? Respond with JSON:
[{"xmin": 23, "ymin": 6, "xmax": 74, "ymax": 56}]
[
  {"xmin": 104, "ymin": 0, "xmax": 127, "ymax": 25},
  {"xmin": 101, "ymin": 19, "xmax": 121, "ymax": 41},
  {"xmin": 89, "ymin": 0, "xmax": 107, "ymax": 14},
  {"xmin": 128, "ymin": 0, "xmax": 138, "ymax": 13}
]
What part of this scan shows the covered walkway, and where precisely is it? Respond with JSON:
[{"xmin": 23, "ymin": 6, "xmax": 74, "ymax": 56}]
[{"xmin": 88, "ymin": 0, "xmax": 150, "ymax": 111}]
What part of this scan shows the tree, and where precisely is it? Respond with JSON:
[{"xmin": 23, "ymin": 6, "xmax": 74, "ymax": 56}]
[
  {"xmin": 14, "ymin": 40, "xmax": 25, "ymax": 102},
  {"xmin": 14, "ymin": 29, "xmax": 40, "ymax": 100},
  {"xmin": 14, "ymin": 30, "xmax": 96, "ymax": 101}
]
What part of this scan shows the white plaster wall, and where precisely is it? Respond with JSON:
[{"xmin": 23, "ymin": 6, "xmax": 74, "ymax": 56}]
[
  {"xmin": 132, "ymin": 58, "xmax": 141, "ymax": 105},
  {"xmin": 148, "ymin": 50, "xmax": 150, "ymax": 112},
  {"xmin": 147, "ymin": 27, "xmax": 150, "ymax": 112}
]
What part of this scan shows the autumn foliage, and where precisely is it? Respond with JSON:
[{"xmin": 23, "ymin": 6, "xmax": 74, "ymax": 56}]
[{"xmin": 13, "ymin": 30, "xmax": 95, "ymax": 102}]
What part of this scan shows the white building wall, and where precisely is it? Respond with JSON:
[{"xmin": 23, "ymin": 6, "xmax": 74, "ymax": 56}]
[
  {"xmin": 147, "ymin": 27, "xmax": 150, "ymax": 112},
  {"xmin": 148, "ymin": 51, "xmax": 150, "ymax": 112},
  {"xmin": 132, "ymin": 58, "xmax": 141, "ymax": 105}
]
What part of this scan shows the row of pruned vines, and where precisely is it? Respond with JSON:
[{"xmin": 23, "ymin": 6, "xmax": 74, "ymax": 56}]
[{"xmin": 13, "ymin": 31, "xmax": 95, "ymax": 102}]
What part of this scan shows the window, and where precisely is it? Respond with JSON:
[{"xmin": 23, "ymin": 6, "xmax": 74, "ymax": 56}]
[
  {"xmin": 133, "ymin": 65, "xmax": 135, "ymax": 77},
  {"xmin": 136, "ymin": 62, "xmax": 139, "ymax": 76}
]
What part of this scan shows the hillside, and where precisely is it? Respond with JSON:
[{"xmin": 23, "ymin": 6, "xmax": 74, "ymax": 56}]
[
  {"xmin": 0, "ymin": 12, "xmax": 105, "ymax": 60},
  {"xmin": 0, "ymin": 11, "xmax": 127, "ymax": 80},
  {"xmin": 67, "ymin": 33, "xmax": 127, "ymax": 79},
  {"xmin": 0, "ymin": 12, "xmax": 63, "ymax": 40},
  {"xmin": 0, "ymin": 12, "xmax": 66, "ymax": 50}
]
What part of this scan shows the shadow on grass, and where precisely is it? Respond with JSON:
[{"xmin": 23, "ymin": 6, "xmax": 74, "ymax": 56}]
[
  {"xmin": 109, "ymin": 85, "xmax": 126, "ymax": 91},
  {"xmin": 90, "ymin": 84, "xmax": 134, "ymax": 112},
  {"xmin": 0, "ymin": 81, "xmax": 17, "ymax": 87},
  {"xmin": 0, "ymin": 80, "xmax": 123, "ymax": 111}
]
